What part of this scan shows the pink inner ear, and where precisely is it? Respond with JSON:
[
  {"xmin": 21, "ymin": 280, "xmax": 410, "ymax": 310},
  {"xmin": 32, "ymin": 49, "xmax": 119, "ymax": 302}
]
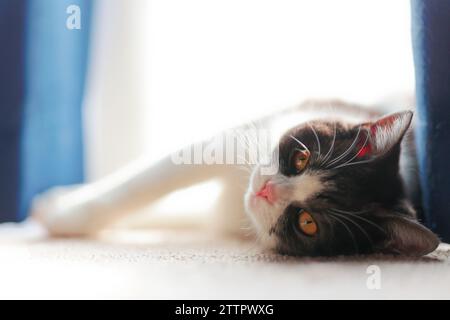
[
  {"xmin": 357, "ymin": 111, "xmax": 412, "ymax": 158},
  {"xmin": 355, "ymin": 130, "xmax": 372, "ymax": 158},
  {"xmin": 359, "ymin": 116, "xmax": 396, "ymax": 157},
  {"xmin": 370, "ymin": 124, "xmax": 378, "ymax": 135},
  {"xmin": 356, "ymin": 144, "xmax": 372, "ymax": 158},
  {"xmin": 376, "ymin": 116, "xmax": 397, "ymax": 127},
  {"xmin": 369, "ymin": 115, "xmax": 397, "ymax": 135}
]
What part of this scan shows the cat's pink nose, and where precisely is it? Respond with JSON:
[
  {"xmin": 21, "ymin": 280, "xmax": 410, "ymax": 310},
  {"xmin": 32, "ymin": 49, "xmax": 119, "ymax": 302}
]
[{"xmin": 256, "ymin": 181, "xmax": 276, "ymax": 204}]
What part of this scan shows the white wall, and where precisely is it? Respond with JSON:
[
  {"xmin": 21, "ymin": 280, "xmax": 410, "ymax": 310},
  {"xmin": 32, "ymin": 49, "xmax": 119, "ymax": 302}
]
[
  {"xmin": 85, "ymin": 0, "xmax": 414, "ymax": 178},
  {"xmin": 83, "ymin": 0, "xmax": 150, "ymax": 180}
]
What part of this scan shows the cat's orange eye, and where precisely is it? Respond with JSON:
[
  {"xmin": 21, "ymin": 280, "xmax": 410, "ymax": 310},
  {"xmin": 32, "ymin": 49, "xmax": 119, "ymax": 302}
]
[
  {"xmin": 298, "ymin": 211, "xmax": 318, "ymax": 236},
  {"xmin": 291, "ymin": 149, "xmax": 310, "ymax": 172}
]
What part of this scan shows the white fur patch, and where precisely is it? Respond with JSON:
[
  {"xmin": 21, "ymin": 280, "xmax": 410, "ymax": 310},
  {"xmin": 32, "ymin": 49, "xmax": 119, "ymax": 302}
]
[{"xmin": 289, "ymin": 171, "xmax": 325, "ymax": 203}]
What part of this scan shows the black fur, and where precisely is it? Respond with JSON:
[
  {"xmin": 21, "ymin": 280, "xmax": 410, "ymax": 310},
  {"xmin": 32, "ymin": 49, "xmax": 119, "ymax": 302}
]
[{"xmin": 271, "ymin": 117, "xmax": 439, "ymax": 257}]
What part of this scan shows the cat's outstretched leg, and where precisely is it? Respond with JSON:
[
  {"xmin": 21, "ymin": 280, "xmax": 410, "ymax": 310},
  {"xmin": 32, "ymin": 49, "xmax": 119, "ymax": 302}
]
[{"xmin": 31, "ymin": 150, "xmax": 239, "ymax": 237}]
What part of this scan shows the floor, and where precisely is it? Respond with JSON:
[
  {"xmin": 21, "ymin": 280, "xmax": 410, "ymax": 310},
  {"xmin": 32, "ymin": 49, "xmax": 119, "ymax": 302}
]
[{"xmin": 0, "ymin": 221, "xmax": 449, "ymax": 299}]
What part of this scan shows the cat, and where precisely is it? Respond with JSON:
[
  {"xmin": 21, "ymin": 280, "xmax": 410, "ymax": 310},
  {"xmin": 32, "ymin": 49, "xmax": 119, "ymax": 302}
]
[{"xmin": 31, "ymin": 99, "xmax": 440, "ymax": 257}]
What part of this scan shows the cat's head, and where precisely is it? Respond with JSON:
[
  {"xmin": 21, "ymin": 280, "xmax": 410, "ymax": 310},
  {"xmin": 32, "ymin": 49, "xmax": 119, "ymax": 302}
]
[{"xmin": 245, "ymin": 111, "xmax": 439, "ymax": 256}]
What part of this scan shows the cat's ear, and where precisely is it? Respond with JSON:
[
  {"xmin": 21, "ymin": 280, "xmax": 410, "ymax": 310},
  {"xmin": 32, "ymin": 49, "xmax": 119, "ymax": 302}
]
[
  {"xmin": 380, "ymin": 215, "xmax": 440, "ymax": 256},
  {"xmin": 359, "ymin": 110, "xmax": 413, "ymax": 157}
]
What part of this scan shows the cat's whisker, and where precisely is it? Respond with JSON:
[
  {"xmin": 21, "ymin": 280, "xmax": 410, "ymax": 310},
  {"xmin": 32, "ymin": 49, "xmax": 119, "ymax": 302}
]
[
  {"xmin": 329, "ymin": 208, "xmax": 386, "ymax": 234},
  {"xmin": 239, "ymin": 217, "xmax": 255, "ymax": 231},
  {"xmin": 240, "ymin": 224, "xmax": 255, "ymax": 238},
  {"xmin": 289, "ymin": 135, "xmax": 309, "ymax": 151},
  {"xmin": 332, "ymin": 159, "xmax": 374, "ymax": 170},
  {"xmin": 328, "ymin": 210, "xmax": 374, "ymax": 246},
  {"xmin": 331, "ymin": 130, "xmax": 370, "ymax": 170},
  {"xmin": 307, "ymin": 123, "xmax": 322, "ymax": 162},
  {"xmin": 320, "ymin": 121, "xmax": 337, "ymax": 167},
  {"xmin": 327, "ymin": 213, "xmax": 359, "ymax": 253},
  {"xmin": 330, "ymin": 207, "xmax": 369, "ymax": 215},
  {"xmin": 326, "ymin": 125, "xmax": 362, "ymax": 168}
]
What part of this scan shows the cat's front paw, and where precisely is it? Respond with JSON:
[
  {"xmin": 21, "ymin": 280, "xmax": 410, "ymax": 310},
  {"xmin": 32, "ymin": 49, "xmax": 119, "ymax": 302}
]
[{"xmin": 30, "ymin": 185, "xmax": 98, "ymax": 237}]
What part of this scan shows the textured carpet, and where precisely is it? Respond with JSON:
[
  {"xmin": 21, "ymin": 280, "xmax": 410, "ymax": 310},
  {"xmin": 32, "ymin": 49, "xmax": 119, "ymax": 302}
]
[{"xmin": 0, "ymin": 221, "xmax": 449, "ymax": 299}]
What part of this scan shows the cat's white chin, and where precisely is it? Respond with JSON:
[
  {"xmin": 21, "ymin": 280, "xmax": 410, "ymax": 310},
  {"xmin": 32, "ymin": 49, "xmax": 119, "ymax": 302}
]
[{"xmin": 244, "ymin": 190, "xmax": 279, "ymax": 250}]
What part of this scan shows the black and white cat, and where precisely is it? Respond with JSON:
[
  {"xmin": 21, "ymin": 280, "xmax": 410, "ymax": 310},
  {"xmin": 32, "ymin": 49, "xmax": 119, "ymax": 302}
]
[{"xmin": 32, "ymin": 100, "xmax": 440, "ymax": 256}]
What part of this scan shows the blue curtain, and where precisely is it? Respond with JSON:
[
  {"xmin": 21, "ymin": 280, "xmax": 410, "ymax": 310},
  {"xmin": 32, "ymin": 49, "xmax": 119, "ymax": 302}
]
[
  {"xmin": 0, "ymin": 0, "xmax": 93, "ymax": 222},
  {"xmin": 0, "ymin": 0, "xmax": 26, "ymax": 222},
  {"xmin": 411, "ymin": 0, "xmax": 450, "ymax": 242}
]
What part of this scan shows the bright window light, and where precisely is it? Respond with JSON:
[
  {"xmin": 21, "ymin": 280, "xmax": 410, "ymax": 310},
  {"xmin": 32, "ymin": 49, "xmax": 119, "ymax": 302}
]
[{"xmin": 139, "ymin": 0, "xmax": 413, "ymax": 161}]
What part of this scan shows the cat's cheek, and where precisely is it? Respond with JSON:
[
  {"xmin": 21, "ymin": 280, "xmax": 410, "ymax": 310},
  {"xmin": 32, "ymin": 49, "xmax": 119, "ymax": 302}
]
[{"xmin": 244, "ymin": 191, "xmax": 273, "ymax": 218}]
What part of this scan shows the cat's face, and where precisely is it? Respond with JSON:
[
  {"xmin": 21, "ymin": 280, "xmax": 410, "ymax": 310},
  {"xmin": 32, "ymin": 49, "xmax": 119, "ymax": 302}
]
[{"xmin": 245, "ymin": 111, "xmax": 439, "ymax": 257}]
